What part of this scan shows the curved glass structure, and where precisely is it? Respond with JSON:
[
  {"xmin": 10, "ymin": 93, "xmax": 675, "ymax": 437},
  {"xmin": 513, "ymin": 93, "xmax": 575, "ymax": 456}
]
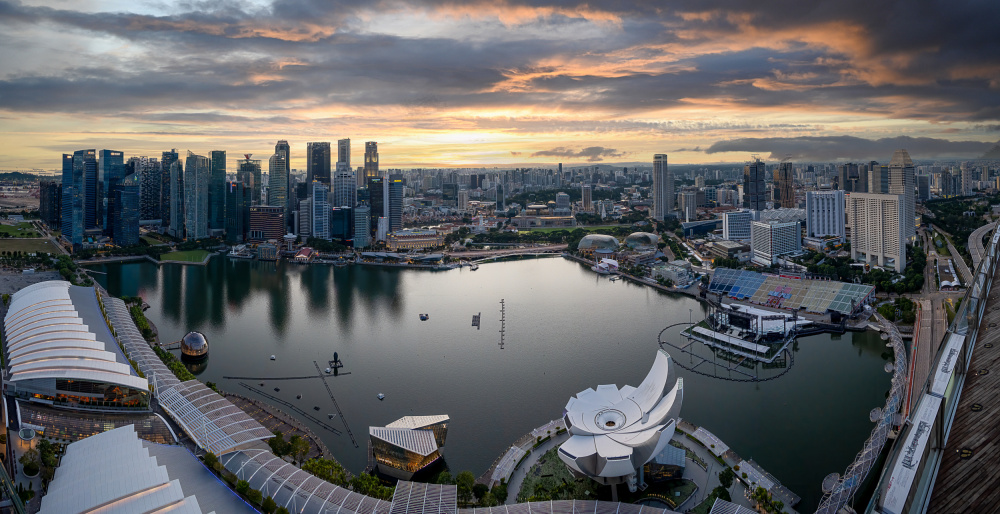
[{"xmin": 577, "ymin": 234, "xmax": 620, "ymax": 251}]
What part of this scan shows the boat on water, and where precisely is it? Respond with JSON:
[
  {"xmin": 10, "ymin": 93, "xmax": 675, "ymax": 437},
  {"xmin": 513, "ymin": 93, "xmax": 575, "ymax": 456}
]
[
  {"xmin": 377, "ymin": 393, "xmax": 385, "ymax": 401},
  {"xmin": 328, "ymin": 414, "xmax": 337, "ymax": 419},
  {"xmin": 325, "ymin": 367, "xmax": 332, "ymax": 373},
  {"xmin": 470, "ymin": 264, "xmax": 479, "ymax": 271},
  {"xmin": 419, "ymin": 313, "xmax": 429, "ymax": 321},
  {"xmin": 269, "ymin": 355, "xmax": 276, "ymax": 360}
]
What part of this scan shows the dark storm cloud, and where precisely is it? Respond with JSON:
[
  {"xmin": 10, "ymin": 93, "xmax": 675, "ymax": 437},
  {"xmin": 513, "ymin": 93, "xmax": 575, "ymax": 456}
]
[
  {"xmin": 704, "ymin": 136, "xmax": 993, "ymax": 161},
  {"xmin": 531, "ymin": 146, "xmax": 625, "ymax": 162}
]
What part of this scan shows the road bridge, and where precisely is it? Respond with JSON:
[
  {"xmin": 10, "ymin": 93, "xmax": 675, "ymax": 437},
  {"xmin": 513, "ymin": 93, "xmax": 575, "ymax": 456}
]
[{"xmin": 969, "ymin": 221, "xmax": 996, "ymax": 270}]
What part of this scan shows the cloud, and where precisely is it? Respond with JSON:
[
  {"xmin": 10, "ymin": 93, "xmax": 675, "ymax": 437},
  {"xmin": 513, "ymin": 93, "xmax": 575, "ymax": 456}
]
[
  {"xmin": 672, "ymin": 146, "xmax": 702, "ymax": 152},
  {"xmin": 509, "ymin": 151, "xmax": 522, "ymax": 156},
  {"xmin": 531, "ymin": 146, "xmax": 625, "ymax": 161},
  {"xmin": 704, "ymin": 135, "xmax": 993, "ymax": 161}
]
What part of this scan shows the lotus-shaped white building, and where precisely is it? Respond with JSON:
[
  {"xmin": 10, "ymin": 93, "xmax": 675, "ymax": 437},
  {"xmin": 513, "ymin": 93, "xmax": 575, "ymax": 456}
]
[{"xmin": 558, "ymin": 349, "xmax": 683, "ymax": 492}]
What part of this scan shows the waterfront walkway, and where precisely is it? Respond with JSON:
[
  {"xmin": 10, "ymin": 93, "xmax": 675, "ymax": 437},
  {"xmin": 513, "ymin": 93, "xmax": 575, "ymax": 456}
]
[{"xmin": 926, "ymin": 265, "xmax": 1000, "ymax": 511}]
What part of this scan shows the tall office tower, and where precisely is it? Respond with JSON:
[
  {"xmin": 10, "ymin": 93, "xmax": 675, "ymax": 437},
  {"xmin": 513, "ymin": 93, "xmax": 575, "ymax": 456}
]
[
  {"xmin": 160, "ymin": 149, "xmax": 179, "ymax": 229},
  {"xmin": 237, "ymin": 156, "xmax": 262, "ymax": 205},
  {"xmin": 98, "ymin": 150, "xmax": 125, "ymax": 235},
  {"xmin": 960, "ymin": 163, "xmax": 973, "ymax": 196},
  {"xmin": 310, "ymin": 181, "xmax": 331, "ymax": 240},
  {"xmin": 82, "ymin": 150, "xmax": 99, "ymax": 231},
  {"xmin": 268, "ymin": 152, "xmax": 288, "ymax": 211},
  {"xmin": 916, "ymin": 175, "xmax": 930, "ymax": 202},
  {"xmin": 333, "ymin": 162, "xmax": 356, "ymax": 207},
  {"xmin": 114, "ymin": 173, "xmax": 140, "ymax": 246},
  {"xmin": 298, "ymin": 198, "xmax": 312, "ymax": 237},
  {"xmin": 652, "ymin": 154, "xmax": 673, "ymax": 220},
  {"xmin": 168, "ymin": 160, "xmax": 185, "ymax": 238},
  {"xmin": 248, "ymin": 206, "xmax": 285, "ymax": 242},
  {"xmin": 338, "ymin": 138, "xmax": 351, "ymax": 169},
  {"xmin": 858, "ymin": 163, "xmax": 869, "ymax": 193},
  {"xmin": 678, "ymin": 192, "xmax": 697, "ymax": 221},
  {"xmin": 133, "ymin": 157, "xmax": 160, "ymax": 222},
  {"xmin": 695, "ymin": 176, "xmax": 705, "ymax": 188},
  {"xmin": 375, "ymin": 216, "xmax": 389, "ymax": 242},
  {"xmin": 331, "ymin": 206, "xmax": 352, "ymax": 241},
  {"xmin": 274, "ymin": 141, "xmax": 292, "ymax": 227},
  {"xmin": 368, "ymin": 175, "xmax": 385, "ymax": 226},
  {"xmin": 209, "ymin": 151, "xmax": 227, "ymax": 235},
  {"xmin": 39, "ymin": 180, "xmax": 61, "ymax": 229},
  {"xmin": 847, "ymin": 193, "xmax": 906, "ymax": 272},
  {"xmin": 887, "ymin": 149, "xmax": 915, "ymax": 241},
  {"xmin": 743, "ymin": 157, "xmax": 767, "ymax": 211},
  {"xmin": 183, "ymin": 152, "xmax": 210, "ymax": 240},
  {"xmin": 750, "ymin": 221, "xmax": 802, "ymax": 265},
  {"xmin": 722, "ymin": 210, "xmax": 753, "ymax": 242},
  {"xmin": 306, "ymin": 142, "xmax": 331, "ymax": 185},
  {"xmin": 364, "ymin": 142, "xmax": 379, "ymax": 180},
  {"xmin": 774, "ymin": 160, "xmax": 795, "ymax": 208},
  {"xmin": 805, "ymin": 190, "xmax": 845, "ymax": 243},
  {"xmin": 353, "ymin": 205, "xmax": 371, "ymax": 248},
  {"xmin": 61, "ymin": 153, "xmax": 81, "ymax": 248},
  {"xmin": 869, "ymin": 161, "xmax": 888, "ymax": 194},
  {"xmin": 496, "ymin": 181, "xmax": 505, "ymax": 212},
  {"xmin": 457, "ymin": 190, "xmax": 469, "ymax": 212},
  {"xmin": 582, "ymin": 184, "xmax": 593, "ymax": 211},
  {"xmin": 225, "ymin": 180, "xmax": 252, "ymax": 243},
  {"xmin": 387, "ymin": 174, "xmax": 403, "ymax": 233}
]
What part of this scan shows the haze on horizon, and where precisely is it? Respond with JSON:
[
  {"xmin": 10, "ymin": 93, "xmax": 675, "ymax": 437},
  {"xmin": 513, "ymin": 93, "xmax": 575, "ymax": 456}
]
[{"xmin": 1, "ymin": 0, "xmax": 998, "ymax": 170}]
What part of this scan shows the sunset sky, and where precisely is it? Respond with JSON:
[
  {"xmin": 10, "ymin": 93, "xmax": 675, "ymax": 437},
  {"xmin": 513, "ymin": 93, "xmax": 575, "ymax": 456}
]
[{"xmin": 2, "ymin": 0, "xmax": 999, "ymax": 170}]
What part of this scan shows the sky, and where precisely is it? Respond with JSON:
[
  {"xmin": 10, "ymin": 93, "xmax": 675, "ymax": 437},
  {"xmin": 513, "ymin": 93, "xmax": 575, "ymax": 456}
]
[{"xmin": 1, "ymin": 0, "xmax": 999, "ymax": 171}]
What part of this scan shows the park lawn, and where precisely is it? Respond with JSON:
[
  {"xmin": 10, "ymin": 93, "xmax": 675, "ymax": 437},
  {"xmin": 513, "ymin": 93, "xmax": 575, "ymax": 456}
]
[
  {"xmin": 142, "ymin": 235, "xmax": 169, "ymax": 246},
  {"xmin": 0, "ymin": 238, "xmax": 61, "ymax": 254},
  {"xmin": 524, "ymin": 225, "xmax": 628, "ymax": 234},
  {"xmin": 160, "ymin": 249, "xmax": 211, "ymax": 262},
  {"xmin": 0, "ymin": 222, "xmax": 40, "ymax": 238}
]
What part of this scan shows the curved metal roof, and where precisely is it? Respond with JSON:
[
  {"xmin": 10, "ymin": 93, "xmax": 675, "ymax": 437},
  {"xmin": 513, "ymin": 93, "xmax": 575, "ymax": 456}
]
[{"xmin": 3, "ymin": 281, "xmax": 147, "ymax": 393}]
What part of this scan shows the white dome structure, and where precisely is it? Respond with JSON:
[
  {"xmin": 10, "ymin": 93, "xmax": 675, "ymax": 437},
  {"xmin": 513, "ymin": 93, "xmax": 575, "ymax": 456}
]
[{"xmin": 558, "ymin": 349, "xmax": 683, "ymax": 492}]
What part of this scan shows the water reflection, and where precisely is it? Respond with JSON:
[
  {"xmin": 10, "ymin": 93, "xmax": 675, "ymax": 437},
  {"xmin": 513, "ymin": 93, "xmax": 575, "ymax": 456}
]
[{"xmin": 184, "ymin": 354, "xmax": 209, "ymax": 376}]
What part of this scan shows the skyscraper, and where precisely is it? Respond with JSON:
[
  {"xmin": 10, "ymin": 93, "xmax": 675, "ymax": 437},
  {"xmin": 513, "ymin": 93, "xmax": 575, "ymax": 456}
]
[
  {"xmin": 114, "ymin": 173, "xmax": 140, "ymax": 246},
  {"xmin": 61, "ymin": 153, "xmax": 82, "ymax": 249},
  {"xmin": 743, "ymin": 157, "xmax": 767, "ymax": 211},
  {"xmin": 209, "ymin": 150, "xmax": 227, "ymax": 235},
  {"xmin": 652, "ymin": 154, "xmax": 673, "ymax": 220},
  {"xmin": 168, "ymin": 160, "xmax": 184, "ymax": 238},
  {"xmin": 848, "ymin": 193, "xmax": 905, "ymax": 272},
  {"xmin": 98, "ymin": 150, "xmax": 125, "ymax": 235},
  {"xmin": 387, "ymin": 173, "xmax": 403, "ymax": 233},
  {"xmin": 338, "ymin": 138, "xmax": 351, "ymax": 169},
  {"xmin": 275, "ymin": 140, "xmax": 291, "ymax": 228},
  {"xmin": 869, "ymin": 161, "xmax": 887, "ymax": 194},
  {"xmin": 310, "ymin": 181, "xmax": 331, "ymax": 241},
  {"xmin": 134, "ymin": 156, "xmax": 160, "ymax": 222},
  {"xmin": 237, "ymin": 156, "xmax": 262, "ymax": 205},
  {"xmin": 268, "ymin": 152, "xmax": 288, "ymax": 211},
  {"xmin": 805, "ymin": 190, "xmax": 845, "ymax": 243},
  {"xmin": 368, "ymin": 175, "xmax": 385, "ymax": 227},
  {"xmin": 184, "ymin": 152, "xmax": 210, "ymax": 240},
  {"xmin": 582, "ymin": 184, "xmax": 593, "ymax": 211},
  {"xmin": 364, "ymin": 142, "xmax": 379, "ymax": 180},
  {"xmin": 160, "ymin": 149, "xmax": 179, "ymax": 229},
  {"xmin": 306, "ymin": 142, "xmax": 331, "ymax": 185},
  {"xmin": 353, "ymin": 205, "xmax": 371, "ymax": 248},
  {"xmin": 774, "ymin": 160, "xmax": 795, "ymax": 208},
  {"xmin": 39, "ymin": 180, "xmax": 61, "ymax": 229},
  {"xmin": 333, "ymin": 162, "xmax": 356, "ymax": 208},
  {"xmin": 83, "ymin": 151, "xmax": 100, "ymax": 231},
  {"xmin": 887, "ymin": 149, "xmax": 915, "ymax": 241},
  {"xmin": 225, "ymin": 180, "xmax": 252, "ymax": 243}
]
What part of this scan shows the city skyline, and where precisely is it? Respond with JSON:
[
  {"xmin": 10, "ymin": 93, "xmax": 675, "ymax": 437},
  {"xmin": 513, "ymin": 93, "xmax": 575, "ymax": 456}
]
[{"xmin": 1, "ymin": 1, "xmax": 999, "ymax": 170}]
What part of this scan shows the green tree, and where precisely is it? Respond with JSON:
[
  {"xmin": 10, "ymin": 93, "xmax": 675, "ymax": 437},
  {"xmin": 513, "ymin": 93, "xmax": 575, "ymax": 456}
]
[
  {"xmin": 718, "ymin": 467, "xmax": 735, "ymax": 489},
  {"xmin": 473, "ymin": 483, "xmax": 489, "ymax": 502},
  {"xmin": 268, "ymin": 431, "xmax": 291, "ymax": 457},
  {"xmin": 276, "ymin": 507, "xmax": 290, "ymax": 514},
  {"xmin": 261, "ymin": 496, "xmax": 278, "ymax": 514},
  {"xmin": 302, "ymin": 458, "xmax": 349, "ymax": 486},
  {"xmin": 203, "ymin": 451, "xmax": 219, "ymax": 470},
  {"xmin": 435, "ymin": 471, "xmax": 454, "ymax": 485},
  {"xmin": 236, "ymin": 479, "xmax": 250, "ymax": 495},
  {"xmin": 248, "ymin": 488, "xmax": 263, "ymax": 505},
  {"xmin": 491, "ymin": 481, "xmax": 508, "ymax": 503},
  {"xmin": 350, "ymin": 473, "xmax": 395, "ymax": 501},
  {"xmin": 480, "ymin": 491, "xmax": 499, "ymax": 507},
  {"xmin": 455, "ymin": 470, "xmax": 476, "ymax": 506}
]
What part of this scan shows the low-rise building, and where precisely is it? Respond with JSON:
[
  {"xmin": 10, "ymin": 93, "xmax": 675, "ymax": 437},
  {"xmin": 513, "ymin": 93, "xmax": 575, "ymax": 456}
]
[
  {"xmin": 653, "ymin": 264, "xmax": 694, "ymax": 286},
  {"xmin": 708, "ymin": 240, "xmax": 752, "ymax": 263},
  {"xmin": 386, "ymin": 229, "xmax": 445, "ymax": 251},
  {"xmin": 750, "ymin": 220, "xmax": 802, "ymax": 265},
  {"xmin": 257, "ymin": 242, "xmax": 278, "ymax": 261},
  {"xmin": 370, "ymin": 415, "xmax": 449, "ymax": 480}
]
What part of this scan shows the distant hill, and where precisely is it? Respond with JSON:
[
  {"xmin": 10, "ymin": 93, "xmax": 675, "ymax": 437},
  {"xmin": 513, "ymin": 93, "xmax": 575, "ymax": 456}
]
[
  {"xmin": 981, "ymin": 140, "xmax": 1000, "ymax": 159},
  {"xmin": 0, "ymin": 172, "xmax": 41, "ymax": 182}
]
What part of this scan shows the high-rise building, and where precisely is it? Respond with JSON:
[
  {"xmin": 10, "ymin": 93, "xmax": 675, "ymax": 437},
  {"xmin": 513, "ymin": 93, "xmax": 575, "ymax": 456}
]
[
  {"xmin": 722, "ymin": 210, "xmax": 753, "ymax": 242},
  {"xmin": 307, "ymin": 142, "xmax": 331, "ymax": 185},
  {"xmin": 847, "ymin": 193, "xmax": 905, "ymax": 272},
  {"xmin": 298, "ymin": 198, "xmax": 312, "ymax": 238},
  {"xmin": 743, "ymin": 157, "xmax": 767, "ymax": 211},
  {"xmin": 858, "ymin": 163, "xmax": 869, "ymax": 193},
  {"xmin": 98, "ymin": 150, "xmax": 125, "ymax": 235},
  {"xmin": 805, "ymin": 190, "xmax": 845, "ymax": 243},
  {"xmin": 457, "ymin": 190, "xmax": 469, "ymax": 212},
  {"xmin": 364, "ymin": 142, "xmax": 379, "ymax": 180},
  {"xmin": 678, "ymin": 191, "xmax": 697, "ymax": 221},
  {"xmin": 960, "ymin": 163, "xmax": 973, "ymax": 196},
  {"xmin": 750, "ymin": 220, "xmax": 801, "ymax": 265},
  {"xmin": 333, "ymin": 162, "xmax": 356, "ymax": 208},
  {"xmin": 209, "ymin": 150, "xmax": 227, "ymax": 235},
  {"xmin": 887, "ymin": 149, "xmax": 916, "ymax": 241},
  {"xmin": 183, "ymin": 152, "xmax": 210, "ymax": 240},
  {"xmin": 268, "ymin": 152, "xmax": 288, "ymax": 212},
  {"xmin": 331, "ymin": 206, "xmax": 352, "ymax": 241},
  {"xmin": 225, "ymin": 180, "xmax": 252, "ymax": 243},
  {"xmin": 237, "ymin": 156, "xmax": 262, "ymax": 205},
  {"xmin": 338, "ymin": 139, "xmax": 350, "ymax": 169},
  {"xmin": 133, "ymin": 157, "xmax": 160, "ymax": 222},
  {"xmin": 917, "ymin": 175, "xmax": 931, "ymax": 202},
  {"xmin": 113, "ymin": 173, "xmax": 140, "ymax": 246},
  {"xmin": 168, "ymin": 160, "xmax": 184, "ymax": 238},
  {"xmin": 39, "ymin": 180, "xmax": 62, "ymax": 229},
  {"xmin": 869, "ymin": 161, "xmax": 887, "ymax": 194},
  {"xmin": 368, "ymin": 175, "xmax": 385, "ymax": 227},
  {"xmin": 61, "ymin": 153, "xmax": 81, "ymax": 249},
  {"xmin": 652, "ymin": 154, "xmax": 673, "ymax": 220},
  {"xmin": 249, "ymin": 205, "xmax": 285, "ymax": 242},
  {"xmin": 388, "ymin": 174, "xmax": 403, "ymax": 233},
  {"xmin": 310, "ymin": 181, "xmax": 331, "ymax": 241},
  {"xmin": 353, "ymin": 205, "xmax": 371, "ymax": 248},
  {"xmin": 774, "ymin": 160, "xmax": 795, "ymax": 208},
  {"xmin": 160, "ymin": 149, "xmax": 179, "ymax": 229},
  {"xmin": 82, "ymin": 151, "xmax": 100, "ymax": 232},
  {"xmin": 275, "ymin": 140, "xmax": 291, "ymax": 228},
  {"xmin": 582, "ymin": 184, "xmax": 593, "ymax": 212}
]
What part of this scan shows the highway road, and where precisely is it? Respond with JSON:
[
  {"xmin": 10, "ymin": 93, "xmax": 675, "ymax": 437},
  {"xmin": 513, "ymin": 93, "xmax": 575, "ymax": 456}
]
[
  {"xmin": 969, "ymin": 221, "xmax": 997, "ymax": 271},
  {"xmin": 931, "ymin": 224, "xmax": 974, "ymax": 286}
]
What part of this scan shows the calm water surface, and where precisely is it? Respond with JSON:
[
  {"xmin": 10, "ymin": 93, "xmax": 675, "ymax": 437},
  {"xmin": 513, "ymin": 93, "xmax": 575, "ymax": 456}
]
[{"xmin": 89, "ymin": 256, "xmax": 889, "ymax": 511}]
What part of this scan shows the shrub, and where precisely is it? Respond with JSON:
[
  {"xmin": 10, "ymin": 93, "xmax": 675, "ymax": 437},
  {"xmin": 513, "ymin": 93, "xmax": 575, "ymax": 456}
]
[{"xmin": 248, "ymin": 488, "xmax": 263, "ymax": 505}]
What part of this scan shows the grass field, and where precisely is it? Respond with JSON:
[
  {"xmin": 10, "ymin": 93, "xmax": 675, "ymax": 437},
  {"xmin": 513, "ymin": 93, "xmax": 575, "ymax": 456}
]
[
  {"xmin": 160, "ymin": 249, "xmax": 211, "ymax": 262},
  {"xmin": 522, "ymin": 225, "xmax": 628, "ymax": 234},
  {"xmin": 0, "ymin": 239, "xmax": 62, "ymax": 254},
  {"xmin": 142, "ymin": 235, "xmax": 168, "ymax": 246},
  {"xmin": 0, "ymin": 222, "xmax": 40, "ymax": 238}
]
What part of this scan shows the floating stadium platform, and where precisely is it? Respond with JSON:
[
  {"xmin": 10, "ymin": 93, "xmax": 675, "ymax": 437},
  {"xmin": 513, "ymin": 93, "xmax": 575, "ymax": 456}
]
[{"xmin": 707, "ymin": 268, "xmax": 875, "ymax": 315}]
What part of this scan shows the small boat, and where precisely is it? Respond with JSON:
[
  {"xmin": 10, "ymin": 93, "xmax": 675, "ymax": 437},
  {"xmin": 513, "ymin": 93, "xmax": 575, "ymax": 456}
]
[
  {"xmin": 377, "ymin": 393, "xmax": 385, "ymax": 401},
  {"xmin": 296, "ymin": 394, "xmax": 302, "ymax": 400},
  {"xmin": 274, "ymin": 388, "xmax": 280, "ymax": 392},
  {"xmin": 328, "ymin": 414, "xmax": 337, "ymax": 420},
  {"xmin": 259, "ymin": 383, "xmax": 264, "ymax": 387},
  {"xmin": 419, "ymin": 313, "xmax": 429, "ymax": 321},
  {"xmin": 470, "ymin": 264, "xmax": 479, "ymax": 271},
  {"xmin": 313, "ymin": 406, "xmax": 320, "ymax": 411},
  {"xmin": 269, "ymin": 355, "xmax": 276, "ymax": 360},
  {"xmin": 325, "ymin": 367, "xmax": 332, "ymax": 374}
]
